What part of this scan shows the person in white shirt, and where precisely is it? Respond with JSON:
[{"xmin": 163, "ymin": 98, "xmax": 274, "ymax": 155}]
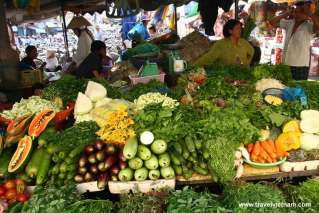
[
  {"xmin": 95, "ymin": 25, "xmax": 104, "ymax": 41},
  {"xmin": 269, "ymin": 0, "xmax": 319, "ymax": 80},
  {"xmin": 72, "ymin": 27, "xmax": 94, "ymax": 66},
  {"xmin": 45, "ymin": 50, "xmax": 59, "ymax": 71}
]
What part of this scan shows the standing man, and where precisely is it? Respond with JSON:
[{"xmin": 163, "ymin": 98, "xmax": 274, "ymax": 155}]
[{"xmin": 269, "ymin": 1, "xmax": 319, "ymax": 80}]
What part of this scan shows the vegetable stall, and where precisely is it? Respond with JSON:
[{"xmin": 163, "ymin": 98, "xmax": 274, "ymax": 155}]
[{"xmin": 1, "ymin": 64, "xmax": 319, "ymax": 212}]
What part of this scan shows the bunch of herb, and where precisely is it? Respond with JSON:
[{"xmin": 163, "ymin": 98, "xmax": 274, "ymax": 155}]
[
  {"xmin": 42, "ymin": 75, "xmax": 87, "ymax": 104},
  {"xmin": 283, "ymin": 179, "xmax": 319, "ymax": 212},
  {"xmin": 62, "ymin": 199, "xmax": 114, "ymax": 213},
  {"xmin": 116, "ymin": 192, "xmax": 166, "ymax": 213},
  {"xmin": 166, "ymin": 186, "xmax": 230, "ymax": 213},
  {"xmin": 194, "ymin": 108, "xmax": 259, "ymax": 182},
  {"xmin": 222, "ymin": 183, "xmax": 287, "ymax": 213},
  {"xmin": 20, "ymin": 184, "xmax": 81, "ymax": 213},
  {"xmin": 133, "ymin": 104, "xmax": 199, "ymax": 142},
  {"xmin": 204, "ymin": 63, "xmax": 252, "ymax": 81},
  {"xmin": 252, "ymin": 64, "xmax": 292, "ymax": 83},
  {"xmin": 49, "ymin": 121, "xmax": 99, "ymax": 153},
  {"xmin": 125, "ymin": 80, "xmax": 170, "ymax": 101}
]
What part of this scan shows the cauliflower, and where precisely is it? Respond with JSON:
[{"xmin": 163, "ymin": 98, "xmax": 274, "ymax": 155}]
[
  {"xmin": 255, "ymin": 78, "xmax": 285, "ymax": 92},
  {"xmin": 134, "ymin": 92, "xmax": 179, "ymax": 111}
]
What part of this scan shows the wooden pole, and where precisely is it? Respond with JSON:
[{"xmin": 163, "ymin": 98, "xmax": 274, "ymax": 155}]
[
  {"xmin": 60, "ymin": 0, "xmax": 70, "ymax": 60},
  {"xmin": 0, "ymin": 0, "xmax": 20, "ymax": 89},
  {"xmin": 235, "ymin": 0, "xmax": 239, "ymax": 20}
]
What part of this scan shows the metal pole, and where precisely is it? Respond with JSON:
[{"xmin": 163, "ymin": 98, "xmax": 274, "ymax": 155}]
[
  {"xmin": 235, "ymin": 0, "xmax": 239, "ymax": 20},
  {"xmin": 174, "ymin": 4, "xmax": 178, "ymax": 33},
  {"xmin": 60, "ymin": 0, "xmax": 69, "ymax": 60}
]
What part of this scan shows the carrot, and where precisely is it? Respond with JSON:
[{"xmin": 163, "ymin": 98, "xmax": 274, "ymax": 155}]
[
  {"xmin": 268, "ymin": 140, "xmax": 277, "ymax": 153},
  {"xmin": 259, "ymin": 147, "xmax": 272, "ymax": 163},
  {"xmin": 247, "ymin": 143, "xmax": 254, "ymax": 153},
  {"xmin": 256, "ymin": 156, "xmax": 266, "ymax": 163},
  {"xmin": 251, "ymin": 141, "xmax": 261, "ymax": 157},
  {"xmin": 260, "ymin": 141, "xmax": 277, "ymax": 159}
]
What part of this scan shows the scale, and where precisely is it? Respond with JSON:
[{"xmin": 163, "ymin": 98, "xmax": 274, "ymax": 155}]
[
  {"xmin": 161, "ymin": 43, "xmax": 187, "ymax": 74},
  {"xmin": 132, "ymin": 52, "xmax": 160, "ymax": 77}
]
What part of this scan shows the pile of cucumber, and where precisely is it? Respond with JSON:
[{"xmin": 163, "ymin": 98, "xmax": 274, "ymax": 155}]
[
  {"xmin": 118, "ymin": 131, "xmax": 175, "ymax": 181},
  {"xmin": 169, "ymin": 135, "xmax": 209, "ymax": 179}
]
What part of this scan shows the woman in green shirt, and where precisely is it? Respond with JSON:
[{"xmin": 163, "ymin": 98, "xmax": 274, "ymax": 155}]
[{"xmin": 195, "ymin": 19, "xmax": 254, "ymax": 66}]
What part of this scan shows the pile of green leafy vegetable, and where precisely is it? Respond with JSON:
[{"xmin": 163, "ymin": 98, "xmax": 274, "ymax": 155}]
[
  {"xmin": 42, "ymin": 75, "xmax": 123, "ymax": 105},
  {"xmin": 18, "ymin": 184, "xmax": 81, "ymax": 213},
  {"xmin": 288, "ymin": 80, "xmax": 319, "ymax": 110},
  {"xmin": 166, "ymin": 186, "xmax": 229, "ymax": 213},
  {"xmin": 47, "ymin": 121, "xmax": 99, "ymax": 153},
  {"xmin": 62, "ymin": 199, "xmax": 114, "ymax": 213},
  {"xmin": 133, "ymin": 104, "xmax": 200, "ymax": 142},
  {"xmin": 252, "ymin": 64, "xmax": 292, "ymax": 83},
  {"xmin": 283, "ymin": 179, "xmax": 319, "ymax": 212},
  {"xmin": 116, "ymin": 192, "xmax": 166, "ymax": 213},
  {"xmin": 222, "ymin": 183, "xmax": 287, "ymax": 213}
]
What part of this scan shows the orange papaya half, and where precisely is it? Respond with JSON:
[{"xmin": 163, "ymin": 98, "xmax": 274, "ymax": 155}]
[
  {"xmin": 28, "ymin": 110, "xmax": 56, "ymax": 138},
  {"xmin": 8, "ymin": 136, "xmax": 33, "ymax": 173}
]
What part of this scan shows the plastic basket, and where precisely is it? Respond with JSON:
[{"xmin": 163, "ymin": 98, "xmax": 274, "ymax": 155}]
[{"xmin": 129, "ymin": 72, "xmax": 165, "ymax": 85}]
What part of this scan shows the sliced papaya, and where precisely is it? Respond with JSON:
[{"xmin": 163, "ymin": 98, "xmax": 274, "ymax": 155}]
[
  {"xmin": 7, "ymin": 114, "xmax": 32, "ymax": 136},
  {"xmin": 0, "ymin": 134, "xmax": 3, "ymax": 154},
  {"xmin": 8, "ymin": 136, "xmax": 33, "ymax": 173},
  {"xmin": 28, "ymin": 110, "xmax": 56, "ymax": 138},
  {"xmin": 5, "ymin": 124, "xmax": 28, "ymax": 147}
]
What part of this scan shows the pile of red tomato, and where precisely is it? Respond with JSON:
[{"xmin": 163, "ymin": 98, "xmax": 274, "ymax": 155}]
[{"xmin": 0, "ymin": 179, "xmax": 30, "ymax": 212}]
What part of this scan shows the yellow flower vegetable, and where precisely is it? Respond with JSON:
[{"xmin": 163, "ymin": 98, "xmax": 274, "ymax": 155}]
[{"xmin": 283, "ymin": 120, "xmax": 301, "ymax": 133}]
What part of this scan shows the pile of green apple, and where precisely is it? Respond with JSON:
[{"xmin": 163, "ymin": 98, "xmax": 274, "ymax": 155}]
[{"xmin": 118, "ymin": 131, "xmax": 175, "ymax": 181}]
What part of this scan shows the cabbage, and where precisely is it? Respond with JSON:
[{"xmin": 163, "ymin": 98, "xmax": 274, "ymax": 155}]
[
  {"xmin": 300, "ymin": 118, "xmax": 319, "ymax": 134},
  {"xmin": 94, "ymin": 97, "xmax": 113, "ymax": 108},
  {"xmin": 301, "ymin": 110, "xmax": 319, "ymax": 121},
  {"xmin": 300, "ymin": 133, "xmax": 319, "ymax": 151},
  {"xmin": 74, "ymin": 92, "xmax": 93, "ymax": 115},
  {"xmin": 85, "ymin": 81, "xmax": 107, "ymax": 102}
]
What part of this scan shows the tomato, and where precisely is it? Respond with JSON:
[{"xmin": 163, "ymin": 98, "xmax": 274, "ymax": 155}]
[
  {"xmin": 0, "ymin": 186, "xmax": 6, "ymax": 196},
  {"xmin": 4, "ymin": 180, "xmax": 16, "ymax": 190},
  {"xmin": 5, "ymin": 188, "xmax": 16, "ymax": 200},
  {"xmin": 16, "ymin": 193, "xmax": 28, "ymax": 202},
  {"xmin": 14, "ymin": 179, "xmax": 25, "ymax": 194}
]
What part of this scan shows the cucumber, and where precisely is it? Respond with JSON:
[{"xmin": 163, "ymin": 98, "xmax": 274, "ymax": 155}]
[
  {"xmin": 123, "ymin": 137, "xmax": 138, "ymax": 159},
  {"xmin": 59, "ymin": 162, "xmax": 68, "ymax": 173},
  {"xmin": 47, "ymin": 143, "xmax": 61, "ymax": 154},
  {"xmin": 25, "ymin": 148, "xmax": 45, "ymax": 178},
  {"xmin": 58, "ymin": 151, "xmax": 66, "ymax": 159},
  {"xmin": 172, "ymin": 165, "xmax": 182, "ymax": 176},
  {"xmin": 0, "ymin": 147, "xmax": 14, "ymax": 177},
  {"xmin": 194, "ymin": 139, "xmax": 202, "ymax": 150},
  {"xmin": 68, "ymin": 146, "xmax": 84, "ymax": 159},
  {"xmin": 194, "ymin": 165, "xmax": 208, "ymax": 176},
  {"xmin": 191, "ymin": 151, "xmax": 197, "ymax": 158},
  {"xmin": 65, "ymin": 157, "xmax": 74, "ymax": 165},
  {"xmin": 51, "ymin": 164, "xmax": 60, "ymax": 175},
  {"xmin": 172, "ymin": 142, "xmax": 182, "ymax": 154},
  {"xmin": 185, "ymin": 136, "xmax": 195, "ymax": 153},
  {"xmin": 179, "ymin": 141, "xmax": 190, "ymax": 159},
  {"xmin": 171, "ymin": 149, "xmax": 185, "ymax": 164},
  {"xmin": 52, "ymin": 154, "xmax": 60, "ymax": 163},
  {"xmin": 36, "ymin": 150, "xmax": 52, "ymax": 185},
  {"xmin": 169, "ymin": 151, "xmax": 181, "ymax": 166},
  {"xmin": 203, "ymin": 150, "xmax": 210, "ymax": 160},
  {"xmin": 182, "ymin": 166, "xmax": 193, "ymax": 179}
]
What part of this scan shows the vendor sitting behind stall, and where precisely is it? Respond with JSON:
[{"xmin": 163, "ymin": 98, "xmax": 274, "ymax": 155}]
[
  {"xmin": 19, "ymin": 45, "xmax": 38, "ymax": 70},
  {"xmin": 195, "ymin": 19, "xmax": 254, "ymax": 66},
  {"xmin": 75, "ymin": 40, "xmax": 106, "ymax": 78}
]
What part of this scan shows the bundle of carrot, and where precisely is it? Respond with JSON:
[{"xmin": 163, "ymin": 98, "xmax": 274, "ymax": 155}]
[{"xmin": 246, "ymin": 140, "xmax": 289, "ymax": 163}]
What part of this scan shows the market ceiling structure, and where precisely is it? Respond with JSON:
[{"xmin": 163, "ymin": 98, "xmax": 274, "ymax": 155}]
[{"xmin": 5, "ymin": 0, "xmax": 196, "ymax": 24}]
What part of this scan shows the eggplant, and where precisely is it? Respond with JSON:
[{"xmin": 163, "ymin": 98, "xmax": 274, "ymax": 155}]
[
  {"xmin": 104, "ymin": 155, "xmax": 116, "ymax": 170},
  {"xmin": 90, "ymin": 164, "xmax": 99, "ymax": 175},
  {"xmin": 111, "ymin": 175, "xmax": 118, "ymax": 181},
  {"xmin": 88, "ymin": 154, "xmax": 97, "ymax": 164},
  {"xmin": 78, "ymin": 156, "xmax": 88, "ymax": 168},
  {"xmin": 119, "ymin": 161, "xmax": 127, "ymax": 170},
  {"xmin": 84, "ymin": 172, "xmax": 93, "ymax": 182},
  {"xmin": 110, "ymin": 165, "xmax": 120, "ymax": 176},
  {"xmin": 74, "ymin": 175, "xmax": 84, "ymax": 183},
  {"xmin": 96, "ymin": 151, "xmax": 105, "ymax": 162},
  {"xmin": 85, "ymin": 145, "xmax": 95, "ymax": 155},
  {"xmin": 78, "ymin": 167, "xmax": 87, "ymax": 175},
  {"xmin": 105, "ymin": 144, "xmax": 116, "ymax": 155},
  {"xmin": 95, "ymin": 140, "xmax": 105, "ymax": 151},
  {"xmin": 98, "ymin": 162, "xmax": 107, "ymax": 172},
  {"xmin": 97, "ymin": 173, "xmax": 109, "ymax": 189},
  {"xmin": 118, "ymin": 152, "xmax": 126, "ymax": 162}
]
